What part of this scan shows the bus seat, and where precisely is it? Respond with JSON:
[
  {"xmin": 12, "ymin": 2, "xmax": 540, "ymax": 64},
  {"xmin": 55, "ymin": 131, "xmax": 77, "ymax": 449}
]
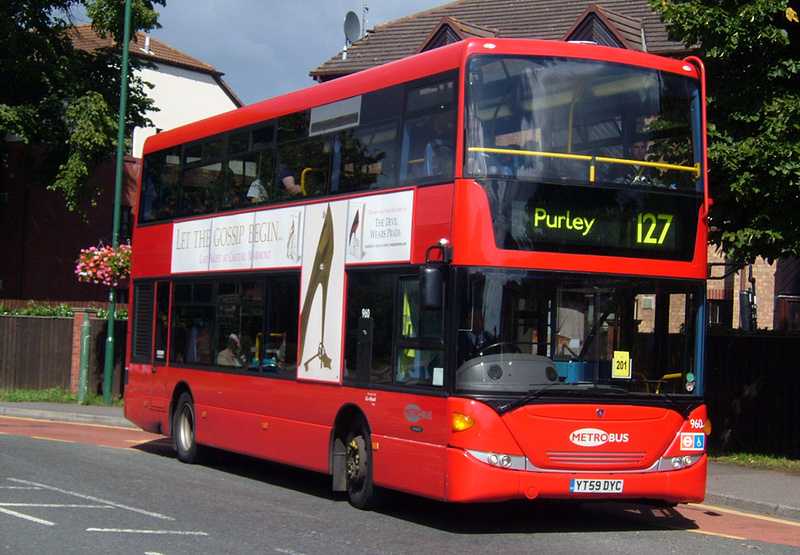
[
  {"xmin": 484, "ymin": 145, "xmax": 518, "ymax": 178},
  {"xmin": 424, "ymin": 139, "xmax": 453, "ymax": 176},
  {"xmin": 655, "ymin": 372, "xmax": 682, "ymax": 394}
]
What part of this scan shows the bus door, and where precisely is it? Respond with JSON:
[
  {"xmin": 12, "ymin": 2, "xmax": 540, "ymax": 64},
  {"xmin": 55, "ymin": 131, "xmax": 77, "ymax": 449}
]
[{"xmin": 150, "ymin": 280, "xmax": 171, "ymax": 411}]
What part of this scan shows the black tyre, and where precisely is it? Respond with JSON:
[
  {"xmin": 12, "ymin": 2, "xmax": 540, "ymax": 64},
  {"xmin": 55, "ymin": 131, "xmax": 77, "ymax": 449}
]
[
  {"xmin": 345, "ymin": 416, "xmax": 379, "ymax": 510},
  {"xmin": 173, "ymin": 392, "xmax": 204, "ymax": 463}
]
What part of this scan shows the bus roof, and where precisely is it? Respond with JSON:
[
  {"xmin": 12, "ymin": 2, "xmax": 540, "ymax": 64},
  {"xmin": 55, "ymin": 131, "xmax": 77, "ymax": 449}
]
[{"xmin": 143, "ymin": 38, "xmax": 700, "ymax": 154}]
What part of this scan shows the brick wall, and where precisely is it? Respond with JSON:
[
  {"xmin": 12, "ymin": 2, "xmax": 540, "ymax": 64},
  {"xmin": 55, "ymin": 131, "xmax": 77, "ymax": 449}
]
[
  {"xmin": 0, "ymin": 143, "xmax": 140, "ymax": 304},
  {"xmin": 707, "ymin": 245, "xmax": 777, "ymax": 330}
]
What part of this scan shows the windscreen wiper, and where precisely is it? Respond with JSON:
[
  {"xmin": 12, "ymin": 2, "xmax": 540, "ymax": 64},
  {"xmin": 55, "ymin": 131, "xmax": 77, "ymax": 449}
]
[
  {"xmin": 498, "ymin": 382, "xmax": 630, "ymax": 413},
  {"xmin": 498, "ymin": 383, "xmax": 561, "ymax": 413},
  {"xmin": 657, "ymin": 388, "xmax": 690, "ymax": 419}
]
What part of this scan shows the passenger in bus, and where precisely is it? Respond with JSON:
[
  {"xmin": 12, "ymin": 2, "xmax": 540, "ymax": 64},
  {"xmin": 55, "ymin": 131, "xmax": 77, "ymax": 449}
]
[
  {"xmin": 427, "ymin": 112, "xmax": 455, "ymax": 177},
  {"xmin": 426, "ymin": 140, "xmax": 453, "ymax": 176},
  {"xmin": 187, "ymin": 321, "xmax": 211, "ymax": 364},
  {"xmin": 517, "ymin": 141, "xmax": 544, "ymax": 178},
  {"xmin": 610, "ymin": 139, "xmax": 655, "ymax": 184},
  {"xmin": 278, "ymin": 164, "xmax": 303, "ymax": 196},
  {"xmin": 405, "ymin": 111, "xmax": 454, "ymax": 179},
  {"xmin": 217, "ymin": 334, "xmax": 245, "ymax": 367},
  {"xmin": 459, "ymin": 308, "xmax": 497, "ymax": 363},
  {"xmin": 246, "ymin": 178, "xmax": 269, "ymax": 203}
]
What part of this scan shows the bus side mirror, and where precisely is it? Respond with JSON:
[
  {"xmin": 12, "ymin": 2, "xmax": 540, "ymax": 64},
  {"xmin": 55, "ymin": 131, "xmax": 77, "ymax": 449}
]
[{"xmin": 420, "ymin": 266, "xmax": 443, "ymax": 310}]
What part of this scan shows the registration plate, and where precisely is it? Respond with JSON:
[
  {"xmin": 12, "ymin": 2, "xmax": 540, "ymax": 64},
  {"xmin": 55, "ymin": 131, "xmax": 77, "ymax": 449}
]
[{"xmin": 569, "ymin": 479, "xmax": 624, "ymax": 493}]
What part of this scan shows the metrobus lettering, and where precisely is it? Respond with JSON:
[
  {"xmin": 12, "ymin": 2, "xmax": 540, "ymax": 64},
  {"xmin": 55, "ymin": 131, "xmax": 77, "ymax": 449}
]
[
  {"xmin": 404, "ymin": 404, "xmax": 433, "ymax": 422},
  {"xmin": 570, "ymin": 428, "xmax": 629, "ymax": 447},
  {"xmin": 533, "ymin": 208, "xmax": 595, "ymax": 236}
]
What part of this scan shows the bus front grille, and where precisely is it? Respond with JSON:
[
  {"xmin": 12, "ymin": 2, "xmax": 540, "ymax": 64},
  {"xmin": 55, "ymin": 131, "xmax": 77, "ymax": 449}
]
[{"xmin": 546, "ymin": 451, "xmax": 647, "ymax": 466}]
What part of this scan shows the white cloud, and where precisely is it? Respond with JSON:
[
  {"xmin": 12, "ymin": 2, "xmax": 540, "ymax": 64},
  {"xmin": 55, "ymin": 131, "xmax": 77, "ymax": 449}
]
[{"xmin": 148, "ymin": 0, "xmax": 445, "ymax": 105}]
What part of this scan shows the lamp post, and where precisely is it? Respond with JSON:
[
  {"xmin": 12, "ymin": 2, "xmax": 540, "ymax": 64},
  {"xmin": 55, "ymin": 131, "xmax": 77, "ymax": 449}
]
[{"xmin": 103, "ymin": 0, "xmax": 132, "ymax": 405}]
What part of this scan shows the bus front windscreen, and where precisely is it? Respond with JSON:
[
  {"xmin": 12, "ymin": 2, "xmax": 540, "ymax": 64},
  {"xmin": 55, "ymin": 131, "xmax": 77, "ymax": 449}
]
[
  {"xmin": 454, "ymin": 268, "xmax": 704, "ymax": 400},
  {"xmin": 465, "ymin": 55, "xmax": 704, "ymax": 261}
]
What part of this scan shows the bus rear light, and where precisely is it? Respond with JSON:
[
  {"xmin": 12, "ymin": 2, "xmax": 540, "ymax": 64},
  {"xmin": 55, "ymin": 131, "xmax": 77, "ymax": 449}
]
[{"xmin": 452, "ymin": 412, "xmax": 476, "ymax": 432}]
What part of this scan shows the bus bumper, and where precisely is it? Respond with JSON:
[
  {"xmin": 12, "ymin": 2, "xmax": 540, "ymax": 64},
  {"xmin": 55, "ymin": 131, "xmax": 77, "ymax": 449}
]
[
  {"xmin": 123, "ymin": 392, "xmax": 167, "ymax": 435},
  {"xmin": 444, "ymin": 447, "xmax": 707, "ymax": 504}
]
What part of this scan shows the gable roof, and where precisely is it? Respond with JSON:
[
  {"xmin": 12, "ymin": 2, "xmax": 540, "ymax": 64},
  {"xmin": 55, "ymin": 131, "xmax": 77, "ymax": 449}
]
[
  {"xmin": 311, "ymin": 0, "xmax": 686, "ymax": 82},
  {"xmin": 564, "ymin": 4, "xmax": 646, "ymax": 49},
  {"xmin": 417, "ymin": 16, "xmax": 499, "ymax": 52},
  {"xmin": 67, "ymin": 25, "xmax": 242, "ymax": 107}
]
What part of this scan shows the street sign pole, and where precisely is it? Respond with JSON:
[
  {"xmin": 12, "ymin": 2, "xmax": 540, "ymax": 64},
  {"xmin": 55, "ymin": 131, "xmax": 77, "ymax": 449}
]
[{"xmin": 103, "ymin": 0, "xmax": 132, "ymax": 405}]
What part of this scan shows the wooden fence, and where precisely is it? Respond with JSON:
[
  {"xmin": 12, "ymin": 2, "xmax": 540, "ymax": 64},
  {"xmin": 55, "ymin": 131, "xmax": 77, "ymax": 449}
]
[
  {"xmin": 0, "ymin": 316, "xmax": 73, "ymax": 390},
  {"xmin": 1, "ymin": 314, "xmax": 798, "ymax": 458},
  {"xmin": 0, "ymin": 315, "xmax": 127, "ymax": 398}
]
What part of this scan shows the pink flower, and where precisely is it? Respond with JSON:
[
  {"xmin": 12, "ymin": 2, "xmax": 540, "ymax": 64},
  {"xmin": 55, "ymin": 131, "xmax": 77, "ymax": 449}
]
[{"xmin": 75, "ymin": 243, "xmax": 131, "ymax": 287}]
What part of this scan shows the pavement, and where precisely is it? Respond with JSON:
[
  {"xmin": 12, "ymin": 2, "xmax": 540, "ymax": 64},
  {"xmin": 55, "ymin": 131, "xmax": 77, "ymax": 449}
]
[{"xmin": 1, "ymin": 402, "xmax": 798, "ymax": 522}]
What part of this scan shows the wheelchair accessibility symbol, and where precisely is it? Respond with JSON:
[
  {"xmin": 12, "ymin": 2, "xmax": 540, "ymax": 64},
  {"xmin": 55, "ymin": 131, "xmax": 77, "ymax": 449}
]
[{"xmin": 680, "ymin": 432, "xmax": 704, "ymax": 451}]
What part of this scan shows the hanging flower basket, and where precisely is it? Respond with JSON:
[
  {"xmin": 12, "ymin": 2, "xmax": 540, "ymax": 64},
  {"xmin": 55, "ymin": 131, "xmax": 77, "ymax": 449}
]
[{"xmin": 75, "ymin": 243, "xmax": 131, "ymax": 287}]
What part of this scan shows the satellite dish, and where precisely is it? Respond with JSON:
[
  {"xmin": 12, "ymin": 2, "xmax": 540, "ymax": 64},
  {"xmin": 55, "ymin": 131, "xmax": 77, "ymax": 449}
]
[{"xmin": 344, "ymin": 11, "xmax": 361, "ymax": 44}]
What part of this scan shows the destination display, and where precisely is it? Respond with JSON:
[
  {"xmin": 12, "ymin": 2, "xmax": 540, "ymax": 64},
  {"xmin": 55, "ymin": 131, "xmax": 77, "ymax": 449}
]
[{"xmin": 498, "ymin": 184, "xmax": 700, "ymax": 260}]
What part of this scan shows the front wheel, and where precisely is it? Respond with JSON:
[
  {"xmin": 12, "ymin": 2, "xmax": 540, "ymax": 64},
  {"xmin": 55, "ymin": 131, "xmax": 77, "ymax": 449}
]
[
  {"xmin": 173, "ymin": 392, "xmax": 204, "ymax": 463},
  {"xmin": 345, "ymin": 416, "xmax": 380, "ymax": 510}
]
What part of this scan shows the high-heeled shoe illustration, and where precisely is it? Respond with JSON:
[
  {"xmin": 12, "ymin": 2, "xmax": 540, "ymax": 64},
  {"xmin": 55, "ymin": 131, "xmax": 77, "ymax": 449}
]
[{"xmin": 300, "ymin": 204, "xmax": 334, "ymax": 371}]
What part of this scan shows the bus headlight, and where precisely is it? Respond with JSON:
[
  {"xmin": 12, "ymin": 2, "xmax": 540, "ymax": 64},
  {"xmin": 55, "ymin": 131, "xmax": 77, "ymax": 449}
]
[{"xmin": 466, "ymin": 449, "xmax": 527, "ymax": 470}]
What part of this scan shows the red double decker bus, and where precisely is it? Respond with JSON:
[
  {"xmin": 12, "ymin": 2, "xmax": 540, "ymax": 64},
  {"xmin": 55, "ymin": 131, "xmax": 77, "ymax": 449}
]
[{"xmin": 125, "ymin": 38, "xmax": 710, "ymax": 509}]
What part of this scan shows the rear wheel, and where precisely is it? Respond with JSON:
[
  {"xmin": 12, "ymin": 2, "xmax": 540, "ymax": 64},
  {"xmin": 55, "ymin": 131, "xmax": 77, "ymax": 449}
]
[
  {"xmin": 173, "ymin": 392, "xmax": 204, "ymax": 463},
  {"xmin": 345, "ymin": 416, "xmax": 379, "ymax": 509}
]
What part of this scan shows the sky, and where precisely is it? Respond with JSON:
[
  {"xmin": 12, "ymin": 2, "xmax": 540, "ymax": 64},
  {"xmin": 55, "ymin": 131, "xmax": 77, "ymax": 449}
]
[{"xmin": 144, "ymin": 1, "xmax": 448, "ymax": 105}]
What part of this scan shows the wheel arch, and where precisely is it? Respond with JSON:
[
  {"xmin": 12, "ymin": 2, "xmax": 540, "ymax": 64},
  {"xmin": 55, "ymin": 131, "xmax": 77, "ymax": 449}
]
[
  {"xmin": 330, "ymin": 403, "xmax": 369, "ymax": 492},
  {"xmin": 168, "ymin": 381, "xmax": 193, "ymax": 437}
]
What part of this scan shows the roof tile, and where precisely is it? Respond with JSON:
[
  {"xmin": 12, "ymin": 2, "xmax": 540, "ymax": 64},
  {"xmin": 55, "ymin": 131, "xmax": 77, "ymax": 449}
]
[
  {"xmin": 67, "ymin": 24, "xmax": 220, "ymax": 76},
  {"xmin": 311, "ymin": 0, "xmax": 686, "ymax": 80}
]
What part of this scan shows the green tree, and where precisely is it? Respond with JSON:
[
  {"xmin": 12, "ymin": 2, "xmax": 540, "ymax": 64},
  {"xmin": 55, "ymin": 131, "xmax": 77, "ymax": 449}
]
[
  {"xmin": 652, "ymin": 0, "xmax": 800, "ymax": 263},
  {"xmin": 0, "ymin": 0, "xmax": 164, "ymax": 215}
]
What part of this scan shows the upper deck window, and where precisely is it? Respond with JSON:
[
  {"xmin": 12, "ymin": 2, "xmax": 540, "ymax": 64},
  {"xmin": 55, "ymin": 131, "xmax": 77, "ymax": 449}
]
[
  {"xmin": 400, "ymin": 74, "xmax": 457, "ymax": 184},
  {"xmin": 465, "ymin": 56, "xmax": 702, "ymax": 192},
  {"xmin": 465, "ymin": 55, "xmax": 704, "ymax": 260}
]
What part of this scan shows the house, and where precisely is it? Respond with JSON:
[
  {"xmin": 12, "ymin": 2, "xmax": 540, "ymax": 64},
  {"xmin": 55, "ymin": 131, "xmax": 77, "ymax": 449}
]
[
  {"xmin": 311, "ymin": 0, "xmax": 797, "ymax": 331},
  {"xmin": 311, "ymin": 0, "xmax": 686, "ymax": 84},
  {"xmin": 67, "ymin": 25, "xmax": 242, "ymax": 158},
  {"xmin": 0, "ymin": 28, "xmax": 242, "ymax": 307}
]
